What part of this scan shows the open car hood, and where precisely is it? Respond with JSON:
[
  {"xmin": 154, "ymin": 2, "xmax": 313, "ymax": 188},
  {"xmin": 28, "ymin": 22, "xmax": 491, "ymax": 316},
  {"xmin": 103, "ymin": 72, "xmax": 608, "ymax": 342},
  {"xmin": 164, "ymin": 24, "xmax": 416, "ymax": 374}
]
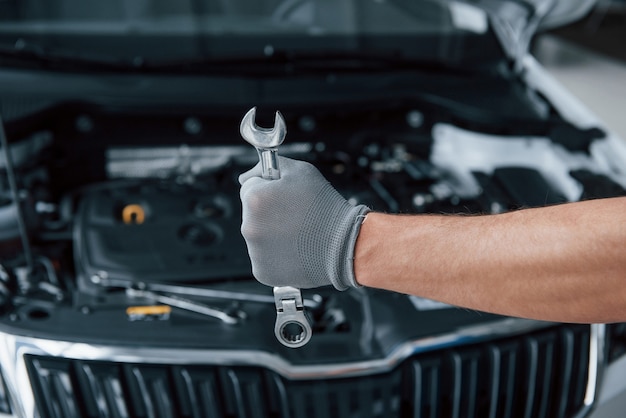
[{"xmin": 454, "ymin": 0, "xmax": 596, "ymax": 65}]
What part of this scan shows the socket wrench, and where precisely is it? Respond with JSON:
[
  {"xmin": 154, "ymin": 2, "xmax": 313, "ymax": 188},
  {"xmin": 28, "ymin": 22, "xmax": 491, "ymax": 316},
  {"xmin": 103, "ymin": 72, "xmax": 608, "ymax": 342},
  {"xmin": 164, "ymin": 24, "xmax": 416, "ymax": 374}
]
[{"xmin": 240, "ymin": 106, "xmax": 312, "ymax": 348}]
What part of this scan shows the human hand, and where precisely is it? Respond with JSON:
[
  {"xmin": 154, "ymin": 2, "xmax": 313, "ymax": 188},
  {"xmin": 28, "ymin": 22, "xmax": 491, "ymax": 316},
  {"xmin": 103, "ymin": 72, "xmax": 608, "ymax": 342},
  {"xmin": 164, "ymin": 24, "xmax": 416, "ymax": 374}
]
[{"xmin": 239, "ymin": 157, "xmax": 369, "ymax": 290}]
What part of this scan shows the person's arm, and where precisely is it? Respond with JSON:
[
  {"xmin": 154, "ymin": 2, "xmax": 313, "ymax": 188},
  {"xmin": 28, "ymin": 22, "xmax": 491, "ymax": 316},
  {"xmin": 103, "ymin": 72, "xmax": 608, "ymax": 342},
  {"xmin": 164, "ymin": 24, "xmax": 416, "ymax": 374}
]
[
  {"xmin": 239, "ymin": 157, "xmax": 626, "ymax": 324},
  {"xmin": 354, "ymin": 197, "xmax": 626, "ymax": 324}
]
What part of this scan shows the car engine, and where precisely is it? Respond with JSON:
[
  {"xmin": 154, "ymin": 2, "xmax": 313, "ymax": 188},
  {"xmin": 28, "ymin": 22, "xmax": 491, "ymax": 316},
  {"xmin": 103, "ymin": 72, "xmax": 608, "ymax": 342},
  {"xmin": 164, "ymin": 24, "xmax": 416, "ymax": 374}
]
[{"xmin": 0, "ymin": 100, "xmax": 624, "ymax": 418}]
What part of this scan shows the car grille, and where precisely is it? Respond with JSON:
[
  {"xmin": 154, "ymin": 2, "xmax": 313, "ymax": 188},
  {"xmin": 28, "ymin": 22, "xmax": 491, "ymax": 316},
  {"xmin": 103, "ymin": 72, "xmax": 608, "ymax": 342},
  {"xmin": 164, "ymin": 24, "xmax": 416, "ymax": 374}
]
[{"xmin": 24, "ymin": 324, "xmax": 591, "ymax": 418}]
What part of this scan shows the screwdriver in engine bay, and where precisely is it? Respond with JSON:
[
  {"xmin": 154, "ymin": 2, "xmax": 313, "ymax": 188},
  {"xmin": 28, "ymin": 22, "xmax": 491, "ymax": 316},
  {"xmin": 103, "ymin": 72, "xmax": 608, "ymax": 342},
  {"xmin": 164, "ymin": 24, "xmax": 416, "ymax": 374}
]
[{"xmin": 240, "ymin": 107, "xmax": 313, "ymax": 348}]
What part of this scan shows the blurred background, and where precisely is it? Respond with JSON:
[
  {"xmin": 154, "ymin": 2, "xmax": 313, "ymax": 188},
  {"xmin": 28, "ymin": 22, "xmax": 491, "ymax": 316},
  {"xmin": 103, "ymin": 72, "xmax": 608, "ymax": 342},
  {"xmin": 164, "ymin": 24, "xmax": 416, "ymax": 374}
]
[{"xmin": 535, "ymin": 0, "xmax": 626, "ymax": 141}]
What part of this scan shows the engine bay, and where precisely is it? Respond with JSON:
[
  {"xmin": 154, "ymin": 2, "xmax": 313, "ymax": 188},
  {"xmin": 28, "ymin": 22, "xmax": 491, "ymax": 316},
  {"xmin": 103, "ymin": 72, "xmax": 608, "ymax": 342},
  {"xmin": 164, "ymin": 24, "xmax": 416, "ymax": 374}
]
[
  {"xmin": 75, "ymin": 121, "xmax": 625, "ymax": 293},
  {"xmin": 0, "ymin": 103, "xmax": 624, "ymax": 359}
]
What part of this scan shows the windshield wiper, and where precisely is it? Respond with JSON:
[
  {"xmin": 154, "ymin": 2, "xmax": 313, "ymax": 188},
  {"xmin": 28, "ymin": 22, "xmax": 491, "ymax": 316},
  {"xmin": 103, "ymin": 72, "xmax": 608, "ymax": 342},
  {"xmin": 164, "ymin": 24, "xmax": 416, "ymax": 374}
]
[
  {"xmin": 143, "ymin": 50, "xmax": 479, "ymax": 76},
  {"xmin": 0, "ymin": 40, "xmax": 137, "ymax": 72},
  {"xmin": 0, "ymin": 40, "xmax": 479, "ymax": 77}
]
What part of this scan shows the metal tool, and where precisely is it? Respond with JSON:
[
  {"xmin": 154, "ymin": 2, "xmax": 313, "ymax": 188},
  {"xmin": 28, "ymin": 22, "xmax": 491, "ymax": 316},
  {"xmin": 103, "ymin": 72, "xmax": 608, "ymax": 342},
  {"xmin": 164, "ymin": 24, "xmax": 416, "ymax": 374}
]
[
  {"xmin": 145, "ymin": 282, "xmax": 324, "ymax": 309},
  {"xmin": 240, "ymin": 106, "xmax": 312, "ymax": 348},
  {"xmin": 240, "ymin": 107, "xmax": 286, "ymax": 180},
  {"xmin": 91, "ymin": 273, "xmax": 323, "ymax": 310},
  {"xmin": 272, "ymin": 286, "xmax": 312, "ymax": 348},
  {"xmin": 126, "ymin": 288, "xmax": 242, "ymax": 325}
]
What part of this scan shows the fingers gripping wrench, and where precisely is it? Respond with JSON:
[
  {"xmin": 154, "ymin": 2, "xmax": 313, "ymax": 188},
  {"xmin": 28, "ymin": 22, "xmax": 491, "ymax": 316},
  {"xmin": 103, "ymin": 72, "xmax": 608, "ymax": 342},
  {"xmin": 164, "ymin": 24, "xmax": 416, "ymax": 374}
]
[{"xmin": 240, "ymin": 107, "xmax": 312, "ymax": 348}]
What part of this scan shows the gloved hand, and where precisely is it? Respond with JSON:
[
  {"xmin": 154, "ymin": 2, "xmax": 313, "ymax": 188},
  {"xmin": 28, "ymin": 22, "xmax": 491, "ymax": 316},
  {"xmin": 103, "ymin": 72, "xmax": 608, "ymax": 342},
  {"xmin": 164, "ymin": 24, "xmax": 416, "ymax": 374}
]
[{"xmin": 239, "ymin": 156, "xmax": 370, "ymax": 290}]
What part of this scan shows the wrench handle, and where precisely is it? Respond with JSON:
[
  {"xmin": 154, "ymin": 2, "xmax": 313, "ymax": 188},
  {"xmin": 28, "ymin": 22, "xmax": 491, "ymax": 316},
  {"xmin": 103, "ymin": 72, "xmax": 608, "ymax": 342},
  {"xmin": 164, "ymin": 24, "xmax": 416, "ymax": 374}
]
[
  {"xmin": 257, "ymin": 148, "xmax": 280, "ymax": 180},
  {"xmin": 257, "ymin": 150, "xmax": 311, "ymax": 348},
  {"xmin": 240, "ymin": 107, "xmax": 310, "ymax": 348}
]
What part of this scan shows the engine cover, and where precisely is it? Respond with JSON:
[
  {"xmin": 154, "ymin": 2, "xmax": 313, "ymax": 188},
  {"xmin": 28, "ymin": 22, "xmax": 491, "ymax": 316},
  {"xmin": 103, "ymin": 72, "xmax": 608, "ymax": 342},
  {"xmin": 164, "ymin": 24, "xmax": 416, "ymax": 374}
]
[{"xmin": 74, "ymin": 180, "xmax": 251, "ymax": 291}]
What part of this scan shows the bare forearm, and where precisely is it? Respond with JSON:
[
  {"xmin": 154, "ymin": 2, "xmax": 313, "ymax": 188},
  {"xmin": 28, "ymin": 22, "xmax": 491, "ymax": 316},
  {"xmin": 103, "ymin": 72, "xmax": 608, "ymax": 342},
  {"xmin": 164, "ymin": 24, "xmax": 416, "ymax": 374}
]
[{"xmin": 354, "ymin": 197, "xmax": 626, "ymax": 323}]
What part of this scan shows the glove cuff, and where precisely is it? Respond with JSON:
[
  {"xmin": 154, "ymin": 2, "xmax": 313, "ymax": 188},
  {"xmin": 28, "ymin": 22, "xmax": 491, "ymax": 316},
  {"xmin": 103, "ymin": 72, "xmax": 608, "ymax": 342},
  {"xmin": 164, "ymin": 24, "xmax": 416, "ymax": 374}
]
[
  {"xmin": 338, "ymin": 205, "xmax": 371, "ymax": 290},
  {"xmin": 296, "ymin": 183, "xmax": 371, "ymax": 290}
]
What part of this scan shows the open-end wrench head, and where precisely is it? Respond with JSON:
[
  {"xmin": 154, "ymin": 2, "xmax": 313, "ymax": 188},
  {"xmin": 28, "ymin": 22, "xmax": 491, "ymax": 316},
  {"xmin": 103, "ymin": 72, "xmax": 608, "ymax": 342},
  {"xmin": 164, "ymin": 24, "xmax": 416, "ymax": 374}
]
[{"xmin": 240, "ymin": 107, "xmax": 287, "ymax": 150}]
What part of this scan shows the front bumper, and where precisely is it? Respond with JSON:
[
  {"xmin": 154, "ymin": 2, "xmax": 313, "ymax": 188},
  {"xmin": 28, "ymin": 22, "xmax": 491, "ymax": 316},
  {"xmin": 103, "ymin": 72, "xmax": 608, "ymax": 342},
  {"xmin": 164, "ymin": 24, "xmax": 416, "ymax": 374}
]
[{"xmin": 0, "ymin": 320, "xmax": 605, "ymax": 418}]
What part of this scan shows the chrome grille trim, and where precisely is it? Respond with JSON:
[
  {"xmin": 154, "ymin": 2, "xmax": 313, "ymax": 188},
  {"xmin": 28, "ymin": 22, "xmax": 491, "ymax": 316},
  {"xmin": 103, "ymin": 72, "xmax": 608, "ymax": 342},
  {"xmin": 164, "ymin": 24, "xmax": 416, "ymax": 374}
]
[
  {"xmin": 0, "ymin": 319, "xmax": 604, "ymax": 418},
  {"xmin": 575, "ymin": 323, "xmax": 605, "ymax": 418}
]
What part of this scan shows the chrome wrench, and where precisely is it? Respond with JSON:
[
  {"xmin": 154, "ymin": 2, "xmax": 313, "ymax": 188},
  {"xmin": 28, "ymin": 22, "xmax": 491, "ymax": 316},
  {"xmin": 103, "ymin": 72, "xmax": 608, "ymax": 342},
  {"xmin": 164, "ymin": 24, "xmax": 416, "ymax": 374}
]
[
  {"xmin": 240, "ymin": 106, "xmax": 312, "ymax": 348},
  {"xmin": 126, "ymin": 288, "xmax": 242, "ymax": 325}
]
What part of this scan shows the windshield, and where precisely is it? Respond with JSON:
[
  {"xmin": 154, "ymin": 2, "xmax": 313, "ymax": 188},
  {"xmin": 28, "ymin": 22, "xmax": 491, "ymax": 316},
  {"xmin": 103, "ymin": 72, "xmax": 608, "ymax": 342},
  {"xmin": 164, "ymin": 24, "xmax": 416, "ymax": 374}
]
[{"xmin": 0, "ymin": 0, "xmax": 500, "ymax": 68}]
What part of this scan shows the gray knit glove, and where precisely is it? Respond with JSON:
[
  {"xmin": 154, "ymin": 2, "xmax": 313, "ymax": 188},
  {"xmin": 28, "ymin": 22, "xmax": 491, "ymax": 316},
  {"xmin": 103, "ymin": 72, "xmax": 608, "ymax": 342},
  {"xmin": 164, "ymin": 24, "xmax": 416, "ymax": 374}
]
[{"xmin": 239, "ymin": 156, "xmax": 369, "ymax": 290}]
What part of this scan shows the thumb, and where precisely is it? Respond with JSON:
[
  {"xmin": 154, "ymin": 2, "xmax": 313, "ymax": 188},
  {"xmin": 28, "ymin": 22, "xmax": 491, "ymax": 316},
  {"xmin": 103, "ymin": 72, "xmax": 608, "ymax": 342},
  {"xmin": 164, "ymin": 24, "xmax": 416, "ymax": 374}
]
[{"xmin": 238, "ymin": 162, "xmax": 263, "ymax": 185}]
